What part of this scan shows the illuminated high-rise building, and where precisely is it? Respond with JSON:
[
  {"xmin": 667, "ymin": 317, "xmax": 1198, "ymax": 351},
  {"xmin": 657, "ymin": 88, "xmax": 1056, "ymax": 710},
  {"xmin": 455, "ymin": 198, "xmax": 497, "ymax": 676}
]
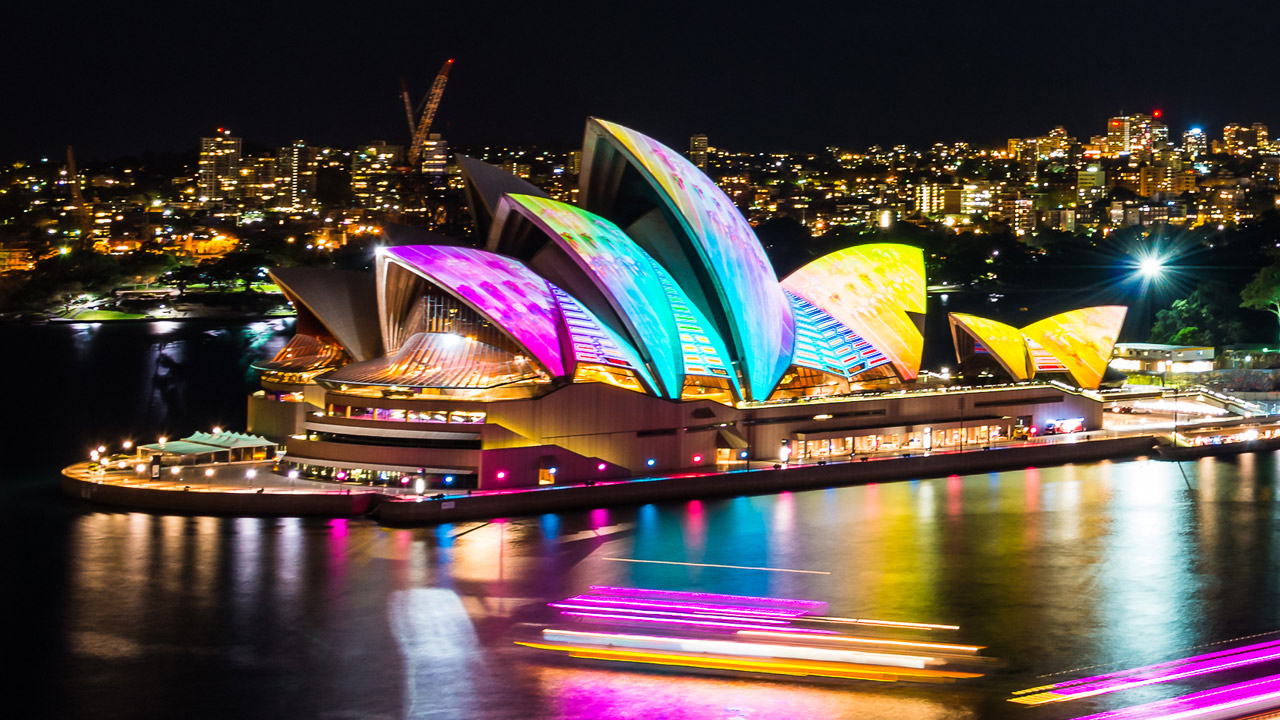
[
  {"xmin": 1223, "ymin": 122, "xmax": 1274, "ymax": 155},
  {"xmin": 239, "ymin": 154, "xmax": 278, "ymax": 204},
  {"xmin": 1077, "ymin": 166, "xmax": 1106, "ymax": 199},
  {"xmin": 1221, "ymin": 123, "xmax": 1268, "ymax": 155},
  {"xmin": 1151, "ymin": 120, "xmax": 1170, "ymax": 149},
  {"xmin": 1104, "ymin": 113, "xmax": 1154, "ymax": 156},
  {"xmin": 1223, "ymin": 123, "xmax": 1246, "ymax": 154},
  {"xmin": 198, "ymin": 129, "xmax": 242, "ymax": 203},
  {"xmin": 915, "ymin": 183, "xmax": 960, "ymax": 215},
  {"xmin": 1225, "ymin": 122, "xmax": 1272, "ymax": 154},
  {"xmin": 960, "ymin": 182, "xmax": 992, "ymax": 216},
  {"xmin": 419, "ymin": 134, "xmax": 448, "ymax": 178},
  {"xmin": 1182, "ymin": 128, "xmax": 1207, "ymax": 157},
  {"xmin": 275, "ymin": 141, "xmax": 318, "ymax": 210},
  {"xmin": 351, "ymin": 142, "xmax": 404, "ymax": 209},
  {"xmin": 689, "ymin": 134, "xmax": 709, "ymax": 169}
]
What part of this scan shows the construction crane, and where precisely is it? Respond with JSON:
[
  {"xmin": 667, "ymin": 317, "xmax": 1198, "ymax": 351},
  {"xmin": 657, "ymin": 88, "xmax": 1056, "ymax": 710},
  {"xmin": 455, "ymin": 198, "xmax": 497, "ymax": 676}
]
[
  {"xmin": 65, "ymin": 146, "xmax": 93, "ymax": 251},
  {"xmin": 406, "ymin": 58, "xmax": 453, "ymax": 168}
]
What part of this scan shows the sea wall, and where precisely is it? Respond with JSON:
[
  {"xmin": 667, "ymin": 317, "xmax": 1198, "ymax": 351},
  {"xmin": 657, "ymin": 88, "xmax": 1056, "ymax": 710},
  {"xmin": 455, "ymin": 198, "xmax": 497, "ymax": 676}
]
[{"xmin": 376, "ymin": 435, "xmax": 1158, "ymax": 525}]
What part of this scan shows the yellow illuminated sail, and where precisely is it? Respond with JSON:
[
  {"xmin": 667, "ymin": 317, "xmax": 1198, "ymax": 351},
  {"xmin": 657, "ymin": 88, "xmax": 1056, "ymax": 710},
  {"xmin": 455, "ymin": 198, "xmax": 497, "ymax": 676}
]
[
  {"xmin": 782, "ymin": 244, "xmax": 926, "ymax": 381},
  {"xmin": 948, "ymin": 313, "xmax": 1032, "ymax": 380},
  {"xmin": 1020, "ymin": 306, "xmax": 1127, "ymax": 389}
]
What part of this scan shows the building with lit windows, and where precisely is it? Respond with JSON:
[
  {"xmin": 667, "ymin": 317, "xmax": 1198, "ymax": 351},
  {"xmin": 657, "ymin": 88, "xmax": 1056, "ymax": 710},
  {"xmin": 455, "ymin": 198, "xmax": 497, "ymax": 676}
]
[
  {"xmin": 238, "ymin": 154, "xmax": 278, "ymax": 205},
  {"xmin": 1183, "ymin": 128, "xmax": 1207, "ymax": 157},
  {"xmin": 197, "ymin": 129, "xmax": 242, "ymax": 203},
  {"xmin": 1223, "ymin": 122, "xmax": 1269, "ymax": 155},
  {"xmin": 689, "ymin": 134, "xmax": 708, "ymax": 169},
  {"xmin": 418, "ymin": 134, "xmax": 448, "ymax": 177},
  {"xmin": 1109, "ymin": 343, "xmax": 1214, "ymax": 375},
  {"xmin": 248, "ymin": 119, "xmax": 1116, "ymax": 490},
  {"xmin": 352, "ymin": 142, "xmax": 404, "ymax": 209},
  {"xmin": 1104, "ymin": 113, "xmax": 1155, "ymax": 156},
  {"xmin": 275, "ymin": 141, "xmax": 318, "ymax": 210}
]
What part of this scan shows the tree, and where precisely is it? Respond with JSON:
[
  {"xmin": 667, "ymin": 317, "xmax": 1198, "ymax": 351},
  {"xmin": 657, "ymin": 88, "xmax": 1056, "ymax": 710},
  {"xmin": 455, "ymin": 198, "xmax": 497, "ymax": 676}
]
[
  {"xmin": 1241, "ymin": 263, "xmax": 1280, "ymax": 341},
  {"xmin": 1151, "ymin": 285, "xmax": 1245, "ymax": 346}
]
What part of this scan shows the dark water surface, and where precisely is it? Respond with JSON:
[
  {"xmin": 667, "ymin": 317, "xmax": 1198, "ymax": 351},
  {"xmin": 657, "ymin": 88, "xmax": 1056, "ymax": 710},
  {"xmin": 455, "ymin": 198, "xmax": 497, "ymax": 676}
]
[{"xmin": 5, "ymin": 322, "xmax": 1280, "ymax": 719}]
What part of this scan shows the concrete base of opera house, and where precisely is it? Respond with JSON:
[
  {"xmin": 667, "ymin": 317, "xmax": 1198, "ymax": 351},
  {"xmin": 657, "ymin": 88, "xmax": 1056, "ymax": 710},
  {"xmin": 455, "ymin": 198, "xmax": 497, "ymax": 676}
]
[
  {"xmin": 373, "ymin": 434, "xmax": 1159, "ymax": 524},
  {"xmin": 61, "ymin": 435, "xmax": 1160, "ymax": 524}
]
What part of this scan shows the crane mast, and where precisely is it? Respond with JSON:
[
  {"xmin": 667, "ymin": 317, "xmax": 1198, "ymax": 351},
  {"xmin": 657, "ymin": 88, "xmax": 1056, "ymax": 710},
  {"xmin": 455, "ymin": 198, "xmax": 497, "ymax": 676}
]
[
  {"xmin": 399, "ymin": 78, "xmax": 417, "ymax": 138},
  {"xmin": 407, "ymin": 59, "xmax": 453, "ymax": 168}
]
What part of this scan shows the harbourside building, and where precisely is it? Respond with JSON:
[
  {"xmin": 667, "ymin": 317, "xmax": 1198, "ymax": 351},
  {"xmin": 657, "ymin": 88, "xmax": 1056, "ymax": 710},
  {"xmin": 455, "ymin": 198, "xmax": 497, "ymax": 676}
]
[{"xmin": 248, "ymin": 119, "xmax": 1123, "ymax": 490}]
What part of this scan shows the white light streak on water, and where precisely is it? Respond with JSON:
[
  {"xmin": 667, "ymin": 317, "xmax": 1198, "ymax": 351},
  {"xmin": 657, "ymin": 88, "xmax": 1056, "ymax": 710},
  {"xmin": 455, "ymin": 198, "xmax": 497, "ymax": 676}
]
[{"xmin": 389, "ymin": 588, "xmax": 493, "ymax": 719}]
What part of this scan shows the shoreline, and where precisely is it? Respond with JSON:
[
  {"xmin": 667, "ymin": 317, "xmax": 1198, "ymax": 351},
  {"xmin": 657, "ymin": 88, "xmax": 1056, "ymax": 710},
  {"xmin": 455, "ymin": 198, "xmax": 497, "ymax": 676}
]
[
  {"xmin": 44, "ymin": 312, "xmax": 294, "ymax": 325},
  {"xmin": 62, "ymin": 434, "xmax": 1162, "ymax": 525}
]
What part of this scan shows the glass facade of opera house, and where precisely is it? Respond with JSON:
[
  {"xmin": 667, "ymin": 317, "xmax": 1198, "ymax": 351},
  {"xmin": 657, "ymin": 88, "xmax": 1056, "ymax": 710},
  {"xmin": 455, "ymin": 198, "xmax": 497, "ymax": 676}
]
[{"xmin": 247, "ymin": 119, "xmax": 1126, "ymax": 489}]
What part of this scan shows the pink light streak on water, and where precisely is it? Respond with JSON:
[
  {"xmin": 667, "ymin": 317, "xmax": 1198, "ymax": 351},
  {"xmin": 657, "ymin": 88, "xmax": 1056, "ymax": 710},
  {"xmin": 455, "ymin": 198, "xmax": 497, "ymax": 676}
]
[
  {"xmin": 562, "ymin": 595, "xmax": 809, "ymax": 618},
  {"xmin": 560, "ymin": 611, "xmax": 838, "ymax": 634},
  {"xmin": 1049, "ymin": 638, "xmax": 1280, "ymax": 694},
  {"xmin": 549, "ymin": 602, "xmax": 793, "ymax": 625},
  {"xmin": 588, "ymin": 585, "xmax": 827, "ymax": 611},
  {"xmin": 1054, "ymin": 645, "xmax": 1280, "ymax": 701},
  {"xmin": 1070, "ymin": 673, "xmax": 1280, "ymax": 719}
]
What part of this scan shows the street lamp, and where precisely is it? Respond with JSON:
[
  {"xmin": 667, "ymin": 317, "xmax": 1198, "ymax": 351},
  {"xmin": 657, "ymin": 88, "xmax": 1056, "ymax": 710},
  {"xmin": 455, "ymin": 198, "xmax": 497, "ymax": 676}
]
[
  {"xmin": 1132, "ymin": 251, "xmax": 1169, "ymax": 338},
  {"xmin": 1138, "ymin": 256, "xmax": 1164, "ymax": 280}
]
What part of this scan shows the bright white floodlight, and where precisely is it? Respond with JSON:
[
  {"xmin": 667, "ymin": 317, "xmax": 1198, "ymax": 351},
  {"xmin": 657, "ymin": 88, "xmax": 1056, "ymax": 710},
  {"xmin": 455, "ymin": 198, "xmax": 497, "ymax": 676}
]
[{"xmin": 1139, "ymin": 256, "xmax": 1164, "ymax": 279}]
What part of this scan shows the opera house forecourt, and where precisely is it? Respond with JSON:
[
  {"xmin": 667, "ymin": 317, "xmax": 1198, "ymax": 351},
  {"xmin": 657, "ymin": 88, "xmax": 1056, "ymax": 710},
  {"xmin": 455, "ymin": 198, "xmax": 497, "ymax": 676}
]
[{"xmin": 245, "ymin": 118, "xmax": 1129, "ymax": 494}]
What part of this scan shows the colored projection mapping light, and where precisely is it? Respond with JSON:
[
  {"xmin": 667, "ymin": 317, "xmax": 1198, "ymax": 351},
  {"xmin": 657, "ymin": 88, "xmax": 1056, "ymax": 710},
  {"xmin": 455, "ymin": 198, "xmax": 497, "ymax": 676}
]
[
  {"xmin": 1021, "ymin": 306, "xmax": 1127, "ymax": 390},
  {"xmin": 949, "ymin": 313, "xmax": 1031, "ymax": 381},
  {"xmin": 548, "ymin": 285, "xmax": 657, "ymax": 394},
  {"xmin": 1010, "ymin": 637, "xmax": 1280, "ymax": 707},
  {"xmin": 518, "ymin": 586, "xmax": 989, "ymax": 684},
  {"xmin": 782, "ymin": 244, "xmax": 927, "ymax": 382},
  {"xmin": 592, "ymin": 119, "xmax": 795, "ymax": 401},
  {"xmin": 504, "ymin": 194, "xmax": 734, "ymax": 398},
  {"xmin": 383, "ymin": 246, "xmax": 565, "ymax": 377},
  {"xmin": 788, "ymin": 292, "xmax": 889, "ymax": 380},
  {"xmin": 648, "ymin": 261, "xmax": 736, "ymax": 390},
  {"xmin": 1064, "ymin": 673, "xmax": 1280, "ymax": 720}
]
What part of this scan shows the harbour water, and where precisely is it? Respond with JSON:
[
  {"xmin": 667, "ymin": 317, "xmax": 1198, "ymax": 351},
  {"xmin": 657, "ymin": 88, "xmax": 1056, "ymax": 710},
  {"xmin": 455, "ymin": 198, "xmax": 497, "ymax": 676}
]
[{"xmin": 6, "ymin": 321, "xmax": 1280, "ymax": 719}]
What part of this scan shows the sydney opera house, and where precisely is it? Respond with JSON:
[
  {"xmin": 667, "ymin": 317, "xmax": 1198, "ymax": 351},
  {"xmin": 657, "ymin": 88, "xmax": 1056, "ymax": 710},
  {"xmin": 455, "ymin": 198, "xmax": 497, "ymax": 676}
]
[{"xmin": 248, "ymin": 119, "xmax": 1126, "ymax": 489}]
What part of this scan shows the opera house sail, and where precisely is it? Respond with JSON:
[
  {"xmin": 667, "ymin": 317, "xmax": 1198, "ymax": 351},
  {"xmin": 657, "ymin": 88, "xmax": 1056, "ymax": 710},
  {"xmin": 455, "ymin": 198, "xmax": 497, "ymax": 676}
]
[{"xmin": 247, "ymin": 119, "xmax": 1123, "ymax": 490}]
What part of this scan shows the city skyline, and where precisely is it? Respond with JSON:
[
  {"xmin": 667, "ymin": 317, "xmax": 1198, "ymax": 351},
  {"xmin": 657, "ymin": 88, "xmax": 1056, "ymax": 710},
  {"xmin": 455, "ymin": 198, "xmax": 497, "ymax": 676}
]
[
  {"xmin": 6, "ymin": 110, "xmax": 1274, "ymax": 168},
  {"xmin": 10, "ymin": 0, "xmax": 1280, "ymax": 160}
]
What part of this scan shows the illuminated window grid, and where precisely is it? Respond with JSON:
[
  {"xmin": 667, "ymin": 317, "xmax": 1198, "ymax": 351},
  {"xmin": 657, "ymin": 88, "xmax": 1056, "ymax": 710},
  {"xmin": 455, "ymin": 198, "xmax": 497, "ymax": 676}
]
[
  {"xmin": 789, "ymin": 293, "xmax": 888, "ymax": 379},
  {"xmin": 650, "ymin": 263, "xmax": 731, "ymax": 379},
  {"xmin": 550, "ymin": 285, "xmax": 633, "ymax": 369}
]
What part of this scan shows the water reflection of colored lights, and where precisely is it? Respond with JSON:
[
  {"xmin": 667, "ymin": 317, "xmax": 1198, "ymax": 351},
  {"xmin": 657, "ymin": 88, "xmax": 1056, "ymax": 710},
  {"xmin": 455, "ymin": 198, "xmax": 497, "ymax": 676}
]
[
  {"xmin": 1012, "ymin": 638, "xmax": 1280, "ymax": 706},
  {"xmin": 517, "ymin": 640, "xmax": 981, "ymax": 683},
  {"xmin": 557, "ymin": 610, "xmax": 835, "ymax": 633},
  {"xmin": 550, "ymin": 602, "xmax": 794, "ymax": 624},
  {"xmin": 588, "ymin": 585, "xmax": 827, "ymax": 611},
  {"xmin": 521, "ymin": 586, "xmax": 986, "ymax": 684},
  {"xmin": 560, "ymin": 594, "xmax": 809, "ymax": 617},
  {"xmin": 737, "ymin": 630, "xmax": 983, "ymax": 653},
  {"xmin": 542, "ymin": 629, "xmax": 932, "ymax": 668},
  {"xmin": 808, "ymin": 616, "xmax": 961, "ymax": 631},
  {"xmin": 1065, "ymin": 673, "xmax": 1280, "ymax": 719}
]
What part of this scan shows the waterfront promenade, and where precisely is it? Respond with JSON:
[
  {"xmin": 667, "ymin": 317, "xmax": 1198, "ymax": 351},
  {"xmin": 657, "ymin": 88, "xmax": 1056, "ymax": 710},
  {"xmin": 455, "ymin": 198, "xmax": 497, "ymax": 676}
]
[{"xmin": 63, "ymin": 431, "xmax": 1162, "ymax": 524}]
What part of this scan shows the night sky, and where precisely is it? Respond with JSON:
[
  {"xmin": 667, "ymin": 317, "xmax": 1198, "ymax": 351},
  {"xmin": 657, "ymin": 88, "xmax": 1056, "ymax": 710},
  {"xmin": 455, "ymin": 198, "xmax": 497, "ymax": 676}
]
[{"xmin": 9, "ymin": 0, "xmax": 1280, "ymax": 161}]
